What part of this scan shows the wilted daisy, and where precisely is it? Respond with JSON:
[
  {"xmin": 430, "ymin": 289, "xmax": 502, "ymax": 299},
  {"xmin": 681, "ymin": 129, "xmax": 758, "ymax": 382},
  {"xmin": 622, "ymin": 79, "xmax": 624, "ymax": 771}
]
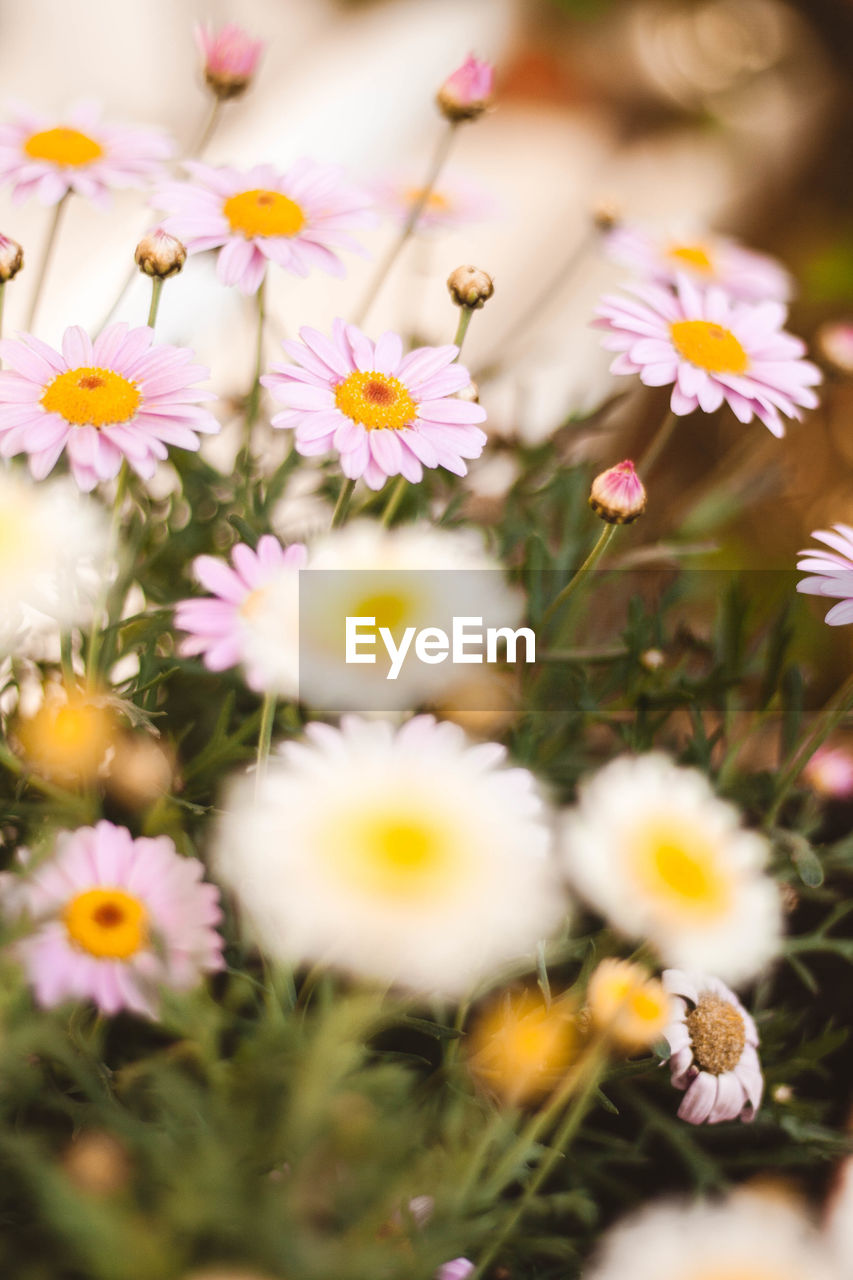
[
  {"xmin": 0, "ymin": 102, "xmax": 171, "ymax": 207},
  {"xmin": 594, "ymin": 276, "xmax": 821, "ymax": 437},
  {"xmin": 604, "ymin": 222, "xmax": 792, "ymax": 303},
  {"xmin": 372, "ymin": 171, "xmax": 496, "ymax": 232},
  {"xmin": 8, "ymin": 820, "xmax": 223, "ymax": 1017},
  {"xmin": 582, "ymin": 1193, "xmax": 838, "ymax": 1280},
  {"xmin": 0, "ymin": 324, "xmax": 219, "ymax": 490},
  {"xmin": 662, "ymin": 970, "xmax": 763, "ymax": 1125},
  {"xmin": 796, "ymin": 524, "xmax": 853, "ymax": 626},
  {"xmin": 174, "ymin": 535, "xmax": 306, "ymax": 693},
  {"xmin": 212, "ymin": 715, "xmax": 562, "ymax": 996},
  {"xmin": 157, "ymin": 160, "xmax": 373, "ymax": 295},
  {"xmin": 0, "ymin": 469, "xmax": 109, "ymax": 650},
  {"xmin": 557, "ymin": 754, "xmax": 782, "ymax": 985},
  {"xmin": 262, "ymin": 320, "xmax": 487, "ymax": 488},
  {"xmin": 246, "ymin": 520, "xmax": 525, "ymax": 711}
]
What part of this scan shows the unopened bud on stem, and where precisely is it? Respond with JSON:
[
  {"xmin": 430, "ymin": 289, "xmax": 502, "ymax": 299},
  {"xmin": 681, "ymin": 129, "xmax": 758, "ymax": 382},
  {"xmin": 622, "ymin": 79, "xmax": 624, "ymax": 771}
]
[
  {"xmin": 447, "ymin": 265, "xmax": 494, "ymax": 310},
  {"xmin": 436, "ymin": 54, "xmax": 494, "ymax": 123},
  {"xmin": 0, "ymin": 234, "xmax": 24, "ymax": 283},
  {"xmin": 196, "ymin": 23, "xmax": 264, "ymax": 101},
  {"xmin": 135, "ymin": 228, "xmax": 186, "ymax": 279},
  {"xmin": 589, "ymin": 459, "xmax": 646, "ymax": 525}
]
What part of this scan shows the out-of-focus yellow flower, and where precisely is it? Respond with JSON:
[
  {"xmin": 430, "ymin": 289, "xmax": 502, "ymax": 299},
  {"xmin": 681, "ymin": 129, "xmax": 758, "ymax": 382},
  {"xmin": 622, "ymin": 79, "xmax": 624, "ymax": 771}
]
[
  {"xmin": 467, "ymin": 987, "xmax": 578, "ymax": 1105},
  {"xmin": 16, "ymin": 688, "xmax": 117, "ymax": 785},
  {"xmin": 587, "ymin": 959, "xmax": 671, "ymax": 1054},
  {"xmin": 62, "ymin": 1131, "xmax": 131, "ymax": 1196},
  {"xmin": 107, "ymin": 734, "xmax": 174, "ymax": 809}
]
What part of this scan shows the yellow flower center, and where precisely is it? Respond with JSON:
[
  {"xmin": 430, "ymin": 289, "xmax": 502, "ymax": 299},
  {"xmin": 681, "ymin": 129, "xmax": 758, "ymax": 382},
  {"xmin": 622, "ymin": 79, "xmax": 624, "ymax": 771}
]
[
  {"xmin": 223, "ymin": 188, "xmax": 306, "ymax": 239},
  {"xmin": 334, "ymin": 371, "xmax": 417, "ymax": 432},
  {"xmin": 404, "ymin": 186, "xmax": 450, "ymax": 211},
  {"xmin": 17, "ymin": 696, "xmax": 115, "ymax": 785},
  {"xmin": 630, "ymin": 818, "xmax": 734, "ymax": 920},
  {"xmin": 670, "ymin": 320, "xmax": 749, "ymax": 375},
  {"xmin": 686, "ymin": 993, "xmax": 746, "ymax": 1075},
  {"xmin": 323, "ymin": 806, "xmax": 460, "ymax": 902},
  {"xmin": 23, "ymin": 127, "xmax": 104, "ymax": 167},
  {"xmin": 350, "ymin": 590, "xmax": 410, "ymax": 632},
  {"xmin": 41, "ymin": 366, "xmax": 141, "ymax": 428},
  {"xmin": 64, "ymin": 888, "xmax": 148, "ymax": 960},
  {"xmin": 239, "ymin": 586, "xmax": 268, "ymax": 620},
  {"xmin": 667, "ymin": 242, "xmax": 714, "ymax": 273}
]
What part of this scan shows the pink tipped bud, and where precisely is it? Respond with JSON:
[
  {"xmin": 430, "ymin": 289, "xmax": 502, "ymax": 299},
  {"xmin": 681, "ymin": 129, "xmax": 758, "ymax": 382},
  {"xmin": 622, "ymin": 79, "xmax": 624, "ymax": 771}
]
[
  {"xmin": 195, "ymin": 22, "xmax": 264, "ymax": 100},
  {"xmin": 436, "ymin": 1262, "xmax": 475, "ymax": 1280},
  {"xmin": 589, "ymin": 459, "xmax": 646, "ymax": 524},
  {"xmin": 135, "ymin": 227, "xmax": 186, "ymax": 279},
  {"xmin": 436, "ymin": 54, "xmax": 494, "ymax": 122},
  {"xmin": 0, "ymin": 233, "xmax": 24, "ymax": 283},
  {"xmin": 803, "ymin": 745, "xmax": 853, "ymax": 800},
  {"xmin": 815, "ymin": 320, "xmax": 853, "ymax": 377},
  {"xmin": 447, "ymin": 264, "xmax": 494, "ymax": 310}
]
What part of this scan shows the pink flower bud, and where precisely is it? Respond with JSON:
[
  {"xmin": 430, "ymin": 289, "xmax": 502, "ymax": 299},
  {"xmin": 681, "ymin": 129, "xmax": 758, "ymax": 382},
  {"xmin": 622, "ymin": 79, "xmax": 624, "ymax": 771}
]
[
  {"xmin": 0, "ymin": 233, "xmax": 23, "ymax": 283},
  {"xmin": 816, "ymin": 319, "xmax": 853, "ymax": 377},
  {"xmin": 803, "ymin": 745, "xmax": 853, "ymax": 799},
  {"xmin": 435, "ymin": 1261, "xmax": 475, "ymax": 1280},
  {"xmin": 589, "ymin": 459, "xmax": 646, "ymax": 525},
  {"xmin": 135, "ymin": 227, "xmax": 186, "ymax": 279},
  {"xmin": 436, "ymin": 54, "xmax": 494, "ymax": 122},
  {"xmin": 195, "ymin": 22, "xmax": 264, "ymax": 100}
]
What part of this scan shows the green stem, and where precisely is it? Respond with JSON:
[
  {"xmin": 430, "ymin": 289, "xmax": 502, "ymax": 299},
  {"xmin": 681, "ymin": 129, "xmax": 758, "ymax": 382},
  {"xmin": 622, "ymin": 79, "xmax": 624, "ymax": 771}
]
[
  {"xmin": 638, "ymin": 408, "xmax": 678, "ymax": 476},
  {"xmin": 380, "ymin": 475, "xmax": 408, "ymax": 527},
  {"xmin": 26, "ymin": 193, "xmax": 70, "ymax": 330},
  {"xmin": 472, "ymin": 1048, "xmax": 606, "ymax": 1278},
  {"xmin": 243, "ymin": 275, "xmax": 267, "ymax": 451},
  {"xmin": 191, "ymin": 97, "xmax": 223, "ymax": 157},
  {"xmin": 86, "ymin": 461, "xmax": 129, "ymax": 690},
  {"xmin": 353, "ymin": 122, "xmax": 458, "ymax": 326},
  {"xmin": 453, "ymin": 307, "xmax": 473, "ymax": 355},
  {"xmin": 146, "ymin": 277, "xmax": 164, "ymax": 329},
  {"xmin": 331, "ymin": 477, "xmax": 356, "ymax": 529},
  {"xmin": 0, "ymin": 741, "xmax": 93, "ymax": 816},
  {"xmin": 255, "ymin": 692, "xmax": 277, "ymax": 792},
  {"xmin": 540, "ymin": 524, "xmax": 618, "ymax": 631},
  {"xmin": 765, "ymin": 671, "xmax": 853, "ymax": 828}
]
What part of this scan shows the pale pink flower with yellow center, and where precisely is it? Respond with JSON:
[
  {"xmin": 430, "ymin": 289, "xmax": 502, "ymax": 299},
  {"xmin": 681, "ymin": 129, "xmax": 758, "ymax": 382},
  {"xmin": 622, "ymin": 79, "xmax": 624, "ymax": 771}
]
[
  {"xmin": 262, "ymin": 320, "xmax": 487, "ymax": 490},
  {"xmin": 0, "ymin": 323, "xmax": 219, "ymax": 491},
  {"xmin": 0, "ymin": 101, "xmax": 172, "ymax": 208},
  {"xmin": 174, "ymin": 535, "xmax": 307, "ymax": 692},
  {"xmin": 437, "ymin": 55, "xmax": 495, "ymax": 121},
  {"xmin": 604, "ymin": 223, "xmax": 793, "ymax": 303},
  {"xmin": 7, "ymin": 820, "xmax": 223, "ymax": 1018},
  {"xmin": 195, "ymin": 22, "xmax": 264, "ymax": 99},
  {"xmin": 372, "ymin": 171, "xmax": 496, "ymax": 232},
  {"xmin": 662, "ymin": 970, "xmax": 763, "ymax": 1125},
  {"xmin": 156, "ymin": 160, "xmax": 374, "ymax": 295},
  {"xmin": 802, "ymin": 745, "xmax": 853, "ymax": 799},
  {"xmin": 594, "ymin": 276, "xmax": 821, "ymax": 437},
  {"xmin": 797, "ymin": 524, "xmax": 853, "ymax": 625}
]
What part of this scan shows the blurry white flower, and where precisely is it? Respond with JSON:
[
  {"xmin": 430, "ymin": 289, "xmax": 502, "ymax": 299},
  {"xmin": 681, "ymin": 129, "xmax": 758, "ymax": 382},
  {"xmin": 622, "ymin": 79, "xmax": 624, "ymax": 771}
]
[
  {"xmin": 826, "ymin": 1155, "xmax": 853, "ymax": 1277},
  {"xmin": 557, "ymin": 754, "xmax": 782, "ymax": 985},
  {"xmin": 583, "ymin": 1193, "xmax": 837, "ymax": 1280},
  {"xmin": 0, "ymin": 470, "xmax": 110, "ymax": 655},
  {"xmin": 212, "ymin": 715, "xmax": 563, "ymax": 996}
]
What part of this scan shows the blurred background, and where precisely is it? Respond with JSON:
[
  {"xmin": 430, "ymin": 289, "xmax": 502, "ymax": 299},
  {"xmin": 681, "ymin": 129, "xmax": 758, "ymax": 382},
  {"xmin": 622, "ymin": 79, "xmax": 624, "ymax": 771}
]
[{"xmin": 0, "ymin": 0, "xmax": 851, "ymax": 681}]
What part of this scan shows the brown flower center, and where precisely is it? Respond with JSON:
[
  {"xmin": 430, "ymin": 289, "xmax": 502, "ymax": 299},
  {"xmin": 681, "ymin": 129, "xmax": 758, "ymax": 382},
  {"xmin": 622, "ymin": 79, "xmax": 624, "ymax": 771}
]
[{"xmin": 686, "ymin": 993, "xmax": 746, "ymax": 1075}]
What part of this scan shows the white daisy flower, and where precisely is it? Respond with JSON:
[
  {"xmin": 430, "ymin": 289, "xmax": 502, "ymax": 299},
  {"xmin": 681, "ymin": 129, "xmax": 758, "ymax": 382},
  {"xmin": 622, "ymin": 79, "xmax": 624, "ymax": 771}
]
[
  {"xmin": 582, "ymin": 1193, "xmax": 838, "ymax": 1280},
  {"xmin": 557, "ymin": 754, "xmax": 782, "ymax": 985},
  {"xmin": 0, "ymin": 469, "xmax": 110, "ymax": 654},
  {"xmin": 211, "ymin": 715, "xmax": 563, "ymax": 996}
]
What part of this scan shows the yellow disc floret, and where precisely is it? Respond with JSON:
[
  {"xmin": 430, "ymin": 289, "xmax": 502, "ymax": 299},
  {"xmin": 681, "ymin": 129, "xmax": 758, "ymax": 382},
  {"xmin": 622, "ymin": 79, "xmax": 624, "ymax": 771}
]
[
  {"xmin": 321, "ymin": 802, "xmax": 462, "ymax": 902},
  {"xmin": 670, "ymin": 320, "xmax": 749, "ymax": 375},
  {"xmin": 686, "ymin": 993, "xmax": 747, "ymax": 1075},
  {"xmin": 64, "ymin": 888, "xmax": 148, "ymax": 959},
  {"xmin": 24, "ymin": 127, "xmax": 104, "ymax": 167},
  {"xmin": 223, "ymin": 189, "xmax": 306, "ymax": 238},
  {"xmin": 667, "ymin": 242, "xmax": 714, "ymax": 273},
  {"xmin": 630, "ymin": 817, "xmax": 734, "ymax": 920},
  {"xmin": 334, "ymin": 370, "xmax": 417, "ymax": 432},
  {"xmin": 41, "ymin": 367, "xmax": 141, "ymax": 428}
]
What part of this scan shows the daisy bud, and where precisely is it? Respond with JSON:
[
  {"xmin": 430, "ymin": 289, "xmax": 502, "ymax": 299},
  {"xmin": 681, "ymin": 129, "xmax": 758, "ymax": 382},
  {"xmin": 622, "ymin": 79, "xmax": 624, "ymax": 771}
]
[
  {"xmin": 447, "ymin": 264, "xmax": 494, "ymax": 310},
  {"xmin": 592, "ymin": 203, "xmax": 621, "ymax": 233},
  {"xmin": 63, "ymin": 1131, "xmax": 131, "ymax": 1197},
  {"xmin": 135, "ymin": 227, "xmax": 186, "ymax": 279},
  {"xmin": 0, "ymin": 233, "xmax": 23, "ymax": 282},
  {"xmin": 589, "ymin": 459, "xmax": 646, "ymax": 524},
  {"xmin": 640, "ymin": 647, "xmax": 666, "ymax": 671},
  {"xmin": 802, "ymin": 744, "xmax": 853, "ymax": 799},
  {"xmin": 815, "ymin": 319, "xmax": 853, "ymax": 376},
  {"xmin": 587, "ymin": 959, "xmax": 671, "ymax": 1054},
  {"xmin": 436, "ymin": 1263, "xmax": 475, "ymax": 1280},
  {"xmin": 456, "ymin": 378, "xmax": 480, "ymax": 403},
  {"xmin": 195, "ymin": 22, "xmax": 264, "ymax": 101},
  {"xmin": 436, "ymin": 54, "xmax": 494, "ymax": 122}
]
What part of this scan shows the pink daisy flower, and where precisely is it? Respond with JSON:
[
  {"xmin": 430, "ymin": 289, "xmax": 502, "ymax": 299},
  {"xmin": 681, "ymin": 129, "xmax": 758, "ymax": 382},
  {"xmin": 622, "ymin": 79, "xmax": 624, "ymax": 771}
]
[
  {"xmin": 662, "ymin": 970, "xmax": 763, "ymax": 1125},
  {"xmin": 594, "ymin": 276, "xmax": 821, "ymax": 437},
  {"xmin": 156, "ymin": 160, "xmax": 374, "ymax": 296},
  {"xmin": 0, "ymin": 101, "xmax": 172, "ymax": 208},
  {"xmin": 372, "ymin": 170, "xmax": 496, "ymax": 232},
  {"xmin": 604, "ymin": 223, "xmax": 792, "ymax": 303},
  {"xmin": 8, "ymin": 820, "xmax": 223, "ymax": 1018},
  {"xmin": 262, "ymin": 320, "xmax": 487, "ymax": 490},
  {"xmin": 796, "ymin": 524, "xmax": 853, "ymax": 625},
  {"xmin": 0, "ymin": 323, "xmax": 220, "ymax": 492},
  {"xmin": 174, "ymin": 534, "xmax": 307, "ymax": 690},
  {"xmin": 195, "ymin": 22, "xmax": 264, "ymax": 99}
]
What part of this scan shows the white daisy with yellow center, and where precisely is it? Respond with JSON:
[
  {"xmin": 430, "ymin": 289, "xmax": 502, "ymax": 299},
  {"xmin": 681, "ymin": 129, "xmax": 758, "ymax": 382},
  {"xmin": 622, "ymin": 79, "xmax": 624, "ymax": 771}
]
[
  {"xmin": 213, "ymin": 715, "xmax": 563, "ymax": 996},
  {"xmin": 557, "ymin": 754, "xmax": 782, "ymax": 985}
]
